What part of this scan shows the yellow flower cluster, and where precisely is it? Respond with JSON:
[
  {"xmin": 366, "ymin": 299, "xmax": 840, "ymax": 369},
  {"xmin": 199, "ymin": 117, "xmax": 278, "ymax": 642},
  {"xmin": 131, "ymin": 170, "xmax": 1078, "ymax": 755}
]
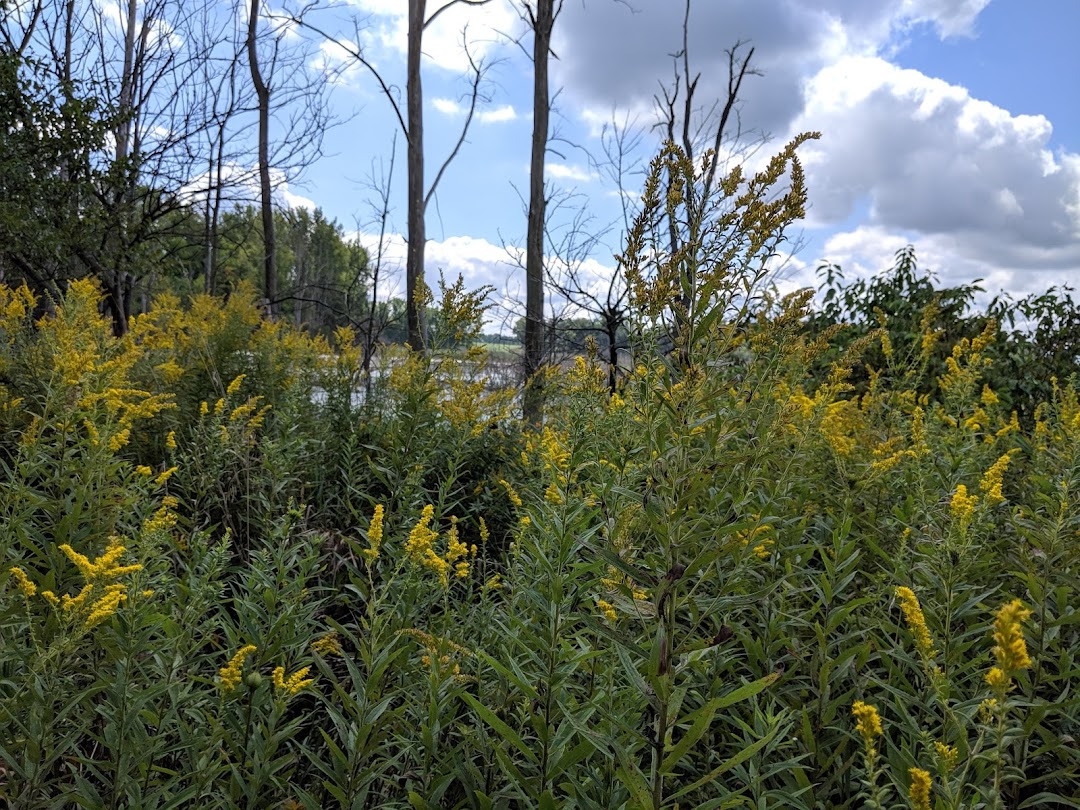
[
  {"xmin": 737, "ymin": 516, "xmax": 776, "ymax": 560},
  {"xmin": 404, "ymin": 506, "xmax": 474, "ymax": 587},
  {"xmin": 311, "ymin": 633, "xmax": 343, "ymax": 657},
  {"xmin": 272, "ymin": 665, "xmax": 315, "ymax": 695},
  {"xmin": 499, "ymin": 479, "xmax": 523, "ymax": 508},
  {"xmin": 820, "ymin": 400, "xmax": 862, "ymax": 456},
  {"xmin": 934, "ymin": 741, "xmax": 958, "ymax": 773},
  {"xmin": 400, "ymin": 628, "xmax": 471, "ymax": 680},
  {"xmin": 938, "ymin": 322, "xmax": 996, "ymax": 400},
  {"xmin": 950, "ymin": 484, "xmax": 978, "ymax": 531},
  {"xmin": 12, "ymin": 538, "xmax": 145, "ymax": 630},
  {"xmin": 852, "ymin": 700, "xmax": 882, "ymax": 743},
  {"xmin": 362, "ymin": 504, "xmax": 384, "ymax": 562},
  {"xmin": 979, "ymin": 452, "xmax": 1015, "ymax": 506},
  {"xmin": 908, "ymin": 767, "xmax": 932, "ymax": 810},
  {"xmin": 9, "ymin": 566, "xmax": 36, "ymax": 598},
  {"xmin": 987, "ymin": 598, "xmax": 1033, "ymax": 693},
  {"xmin": 601, "ymin": 566, "xmax": 648, "ymax": 601},
  {"xmin": 219, "ymin": 645, "xmax": 257, "ymax": 692},
  {"xmin": 895, "ymin": 586, "xmax": 936, "ymax": 663},
  {"xmin": 596, "ymin": 599, "xmax": 618, "ymax": 622}
]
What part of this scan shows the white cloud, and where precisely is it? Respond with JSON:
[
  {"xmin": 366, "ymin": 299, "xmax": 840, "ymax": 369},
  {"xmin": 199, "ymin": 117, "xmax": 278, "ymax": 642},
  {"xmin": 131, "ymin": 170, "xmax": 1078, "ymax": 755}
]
[
  {"xmin": 790, "ymin": 55, "xmax": 1080, "ymax": 273},
  {"xmin": 179, "ymin": 164, "xmax": 316, "ymax": 213},
  {"xmin": 478, "ymin": 104, "xmax": 517, "ymax": 124},
  {"xmin": 546, "ymin": 163, "xmax": 595, "ymax": 182},
  {"xmin": 433, "ymin": 97, "xmax": 464, "ymax": 116}
]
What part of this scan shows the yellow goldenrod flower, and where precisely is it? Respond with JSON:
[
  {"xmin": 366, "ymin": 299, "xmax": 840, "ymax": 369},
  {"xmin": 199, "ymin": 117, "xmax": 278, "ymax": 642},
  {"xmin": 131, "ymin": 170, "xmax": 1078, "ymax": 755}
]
[
  {"xmin": 199, "ymin": 401, "xmax": 209, "ymax": 416},
  {"xmin": 272, "ymin": 665, "xmax": 315, "ymax": 695},
  {"xmin": 979, "ymin": 453, "xmax": 1014, "ymax": 506},
  {"xmin": 908, "ymin": 767, "xmax": 932, "ymax": 810},
  {"xmin": 949, "ymin": 484, "xmax": 978, "ymax": 529},
  {"xmin": 136, "ymin": 465, "xmax": 154, "ymax": 476},
  {"xmin": 165, "ymin": 431, "xmax": 177, "ymax": 451},
  {"xmin": 455, "ymin": 561, "xmax": 470, "ymax": 579},
  {"xmin": 362, "ymin": 504, "xmax": 384, "ymax": 561},
  {"xmin": 478, "ymin": 517, "xmax": 490, "ymax": 547},
  {"xmin": 9, "ymin": 566, "xmax": 36, "ymax": 598},
  {"xmin": 991, "ymin": 599, "xmax": 1032, "ymax": 673},
  {"xmin": 405, "ymin": 505, "xmax": 437, "ymax": 562},
  {"xmin": 996, "ymin": 411, "xmax": 1020, "ymax": 438},
  {"xmin": 445, "ymin": 517, "xmax": 469, "ymax": 563},
  {"xmin": 852, "ymin": 701, "xmax": 883, "ymax": 743},
  {"xmin": 934, "ymin": 741, "xmax": 958, "ymax": 773},
  {"xmin": 895, "ymin": 586, "xmax": 936, "ymax": 661},
  {"xmin": 483, "ymin": 574, "xmax": 503, "ymax": 592},
  {"xmin": 62, "ymin": 584, "xmax": 93, "ymax": 614},
  {"xmin": 108, "ymin": 428, "xmax": 131, "ymax": 452},
  {"xmin": 985, "ymin": 666, "xmax": 1009, "ymax": 690},
  {"xmin": 153, "ymin": 466, "xmax": 177, "ymax": 487},
  {"xmin": 596, "ymin": 599, "xmax": 617, "ymax": 622},
  {"xmin": 499, "ymin": 479, "xmax": 523, "ymax": 508},
  {"xmin": 84, "ymin": 587, "xmax": 127, "ymax": 630},
  {"xmin": 311, "ymin": 633, "xmax": 343, "ymax": 657},
  {"xmin": 226, "ymin": 373, "xmax": 246, "ymax": 396},
  {"xmin": 820, "ymin": 400, "xmax": 861, "ymax": 456},
  {"xmin": 219, "ymin": 645, "xmax": 257, "ymax": 692}
]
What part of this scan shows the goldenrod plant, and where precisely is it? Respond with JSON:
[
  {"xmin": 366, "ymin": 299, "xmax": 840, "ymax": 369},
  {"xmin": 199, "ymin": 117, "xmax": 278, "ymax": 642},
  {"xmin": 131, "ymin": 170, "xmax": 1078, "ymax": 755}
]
[{"xmin": 1, "ymin": 141, "xmax": 1078, "ymax": 808}]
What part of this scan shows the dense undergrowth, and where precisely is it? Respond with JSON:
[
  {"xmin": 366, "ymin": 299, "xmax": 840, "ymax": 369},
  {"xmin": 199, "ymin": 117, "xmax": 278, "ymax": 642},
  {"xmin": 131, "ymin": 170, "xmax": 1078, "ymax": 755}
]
[{"xmin": 1, "ymin": 142, "xmax": 1078, "ymax": 810}]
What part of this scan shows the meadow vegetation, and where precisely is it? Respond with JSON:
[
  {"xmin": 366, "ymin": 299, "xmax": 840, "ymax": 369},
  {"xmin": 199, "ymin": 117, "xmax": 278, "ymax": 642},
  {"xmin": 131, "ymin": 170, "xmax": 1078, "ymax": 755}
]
[{"xmin": 1, "ymin": 141, "xmax": 1078, "ymax": 809}]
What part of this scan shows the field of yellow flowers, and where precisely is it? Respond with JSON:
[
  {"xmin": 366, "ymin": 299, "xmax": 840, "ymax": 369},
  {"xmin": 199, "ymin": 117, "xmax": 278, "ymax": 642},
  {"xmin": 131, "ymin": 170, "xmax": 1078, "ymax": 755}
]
[{"xmin": 2, "ymin": 145, "xmax": 1078, "ymax": 809}]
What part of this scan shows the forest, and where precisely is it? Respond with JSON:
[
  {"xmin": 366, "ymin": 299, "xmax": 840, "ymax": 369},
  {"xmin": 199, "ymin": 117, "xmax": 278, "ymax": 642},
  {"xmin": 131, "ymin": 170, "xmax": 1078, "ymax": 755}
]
[{"xmin": 2, "ymin": 0, "xmax": 1079, "ymax": 808}]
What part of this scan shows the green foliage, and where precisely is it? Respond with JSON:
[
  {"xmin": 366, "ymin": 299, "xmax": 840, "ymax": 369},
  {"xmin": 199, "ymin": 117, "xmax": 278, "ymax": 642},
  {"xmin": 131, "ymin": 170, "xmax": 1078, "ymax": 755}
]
[
  {"xmin": 807, "ymin": 245, "xmax": 1080, "ymax": 425},
  {"xmin": 1, "ymin": 140, "xmax": 1078, "ymax": 809}
]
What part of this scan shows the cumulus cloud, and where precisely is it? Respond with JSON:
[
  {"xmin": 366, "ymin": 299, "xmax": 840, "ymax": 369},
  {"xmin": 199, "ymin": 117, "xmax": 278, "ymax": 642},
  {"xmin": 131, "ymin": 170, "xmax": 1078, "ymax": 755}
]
[
  {"xmin": 180, "ymin": 164, "xmax": 316, "ymax": 213},
  {"xmin": 546, "ymin": 163, "xmax": 595, "ymax": 182},
  {"xmin": 543, "ymin": 0, "xmax": 1079, "ymax": 292},
  {"xmin": 554, "ymin": 1, "xmax": 999, "ymax": 144},
  {"xmin": 432, "ymin": 97, "xmax": 464, "ymax": 116},
  {"xmin": 791, "ymin": 56, "xmax": 1080, "ymax": 275},
  {"xmin": 433, "ymin": 100, "xmax": 518, "ymax": 123},
  {"xmin": 478, "ymin": 104, "xmax": 518, "ymax": 124}
]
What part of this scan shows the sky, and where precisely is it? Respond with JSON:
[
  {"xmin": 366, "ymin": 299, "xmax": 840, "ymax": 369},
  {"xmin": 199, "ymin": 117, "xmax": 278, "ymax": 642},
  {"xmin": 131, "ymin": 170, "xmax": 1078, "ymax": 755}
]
[{"xmin": 271, "ymin": 0, "xmax": 1080, "ymax": 329}]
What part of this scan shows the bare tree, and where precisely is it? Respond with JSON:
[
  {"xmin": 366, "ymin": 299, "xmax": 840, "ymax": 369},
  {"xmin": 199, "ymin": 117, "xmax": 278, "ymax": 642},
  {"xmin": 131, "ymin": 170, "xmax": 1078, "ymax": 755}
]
[
  {"xmin": 519, "ymin": 0, "xmax": 562, "ymax": 422},
  {"xmin": 286, "ymin": 0, "xmax": 493, "ymax": 350},
  {"xmin": 544, "ymin": 113, "xmax": 645, "ymax": 391},
  {"xmin": 246, "ymin": 0, "xmax": 276, "ymax": 314}
]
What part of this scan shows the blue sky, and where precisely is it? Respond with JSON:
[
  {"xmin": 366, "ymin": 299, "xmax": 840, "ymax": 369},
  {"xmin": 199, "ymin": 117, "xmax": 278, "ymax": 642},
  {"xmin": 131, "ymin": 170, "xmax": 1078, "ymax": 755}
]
[{"xmin": 272, "ymin": 0, "xmax": 1080, "ymax": 326}]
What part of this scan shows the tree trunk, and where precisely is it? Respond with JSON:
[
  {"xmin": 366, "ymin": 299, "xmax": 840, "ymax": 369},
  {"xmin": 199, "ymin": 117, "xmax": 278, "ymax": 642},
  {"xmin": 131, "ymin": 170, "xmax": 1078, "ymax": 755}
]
[
  {"xmin": 406, "ymin": 0, "xmax": 426, "ymax": 350},
  {"xmin": 523, "ymin": 0, "xmax": 555, "ymax": 425},
  {"xmin": 247, "ymin": 0, "xmax": 276, "ymax": 316}
]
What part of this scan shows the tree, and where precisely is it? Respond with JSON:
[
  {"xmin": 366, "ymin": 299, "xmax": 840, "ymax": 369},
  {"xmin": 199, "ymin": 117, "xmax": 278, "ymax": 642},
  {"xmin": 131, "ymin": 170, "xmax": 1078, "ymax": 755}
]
[
  {"xmin": 288, "ymin": 0, "xmax": 492, "ymax": 350},
  {"xmin": 0, "ymin": 47, "xmax": 111, "ymax": 300},
  {"xmin": 246, "ymin": 0, "xmax": 277, "ymax": 316},
  {"xmin": 520, "ymin": 0, "xmax": 561, "ymax": 422},
  {"xmin": 1, "ymin": 0, "xmax": 332, "ymax": 329}
]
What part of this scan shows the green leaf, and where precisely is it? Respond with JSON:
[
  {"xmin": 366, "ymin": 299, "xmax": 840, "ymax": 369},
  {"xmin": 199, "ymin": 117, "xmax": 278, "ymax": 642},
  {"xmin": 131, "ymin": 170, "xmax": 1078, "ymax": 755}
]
[
  {"xmin": 668, "ymin": 725, "xmax": 779, "ymax": 803},
  {"xmin": 460, "ymin": 692, "xmax": 538, "ymax": 764}
]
